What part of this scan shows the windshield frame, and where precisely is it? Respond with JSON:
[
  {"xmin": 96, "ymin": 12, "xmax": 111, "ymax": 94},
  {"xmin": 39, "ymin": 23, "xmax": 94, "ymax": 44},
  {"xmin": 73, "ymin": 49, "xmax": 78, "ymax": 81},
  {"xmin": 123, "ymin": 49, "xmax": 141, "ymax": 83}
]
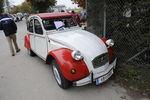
[{"xmin": 42, "ymin": 16, "xmax": 78, "ymax": 31}]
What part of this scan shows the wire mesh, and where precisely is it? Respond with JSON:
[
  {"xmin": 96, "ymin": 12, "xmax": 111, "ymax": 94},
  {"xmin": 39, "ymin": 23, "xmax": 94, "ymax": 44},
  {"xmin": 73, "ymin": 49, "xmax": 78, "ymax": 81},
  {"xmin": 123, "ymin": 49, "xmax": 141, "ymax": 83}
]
[{"xmin": 105, "ymin": 0, "xmax": 150, "ymax": 67}]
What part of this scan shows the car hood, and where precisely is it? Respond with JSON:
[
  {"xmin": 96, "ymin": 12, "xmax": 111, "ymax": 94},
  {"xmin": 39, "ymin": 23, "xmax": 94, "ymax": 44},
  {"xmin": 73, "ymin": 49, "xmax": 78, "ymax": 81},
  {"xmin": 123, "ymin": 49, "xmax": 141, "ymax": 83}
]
[{"xmin": 48, "ymin": 29, "xmax": 107, "ymax": 60}]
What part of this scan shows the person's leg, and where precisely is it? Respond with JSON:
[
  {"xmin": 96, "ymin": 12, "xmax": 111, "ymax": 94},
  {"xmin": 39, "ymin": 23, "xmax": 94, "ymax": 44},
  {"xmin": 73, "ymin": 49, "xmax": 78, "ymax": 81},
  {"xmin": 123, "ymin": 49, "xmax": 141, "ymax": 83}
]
[
  {"xmin": 6, "ymin": 36, "xmax": 15, "ymax": 56},
  {"xmin": 11, "ymin": 34, "xmax": 20, "ymax": 52}
]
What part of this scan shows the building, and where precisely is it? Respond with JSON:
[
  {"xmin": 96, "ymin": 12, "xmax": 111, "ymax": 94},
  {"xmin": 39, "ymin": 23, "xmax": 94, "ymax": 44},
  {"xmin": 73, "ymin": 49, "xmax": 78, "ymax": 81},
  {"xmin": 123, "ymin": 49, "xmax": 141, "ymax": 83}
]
[{"xmin": 51, "ymin": 5, "xmax": 66, "ymax": 12}]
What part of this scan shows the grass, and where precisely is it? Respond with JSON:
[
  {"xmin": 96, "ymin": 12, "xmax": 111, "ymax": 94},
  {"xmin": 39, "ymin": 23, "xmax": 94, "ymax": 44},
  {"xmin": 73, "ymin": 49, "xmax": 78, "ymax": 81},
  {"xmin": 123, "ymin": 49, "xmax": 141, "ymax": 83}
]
[{"xmin": 114, "ymin": 63, "xmax": 150, "ymax": 97}]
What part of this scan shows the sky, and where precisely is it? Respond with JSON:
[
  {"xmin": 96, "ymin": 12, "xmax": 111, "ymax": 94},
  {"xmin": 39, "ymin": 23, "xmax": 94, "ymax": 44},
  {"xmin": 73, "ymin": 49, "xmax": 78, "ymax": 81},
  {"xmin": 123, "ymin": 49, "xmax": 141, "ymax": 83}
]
[
  {"xmin": 8, "ymin": 0, "xmax": 25, "ymax": 6},
  {"xmin": 56, "ymin": 0, "xmax": 78, "ymax": 9},
  {"xmin": 9, "ymin": 0, "xmax": 78, "ymax": 9}
]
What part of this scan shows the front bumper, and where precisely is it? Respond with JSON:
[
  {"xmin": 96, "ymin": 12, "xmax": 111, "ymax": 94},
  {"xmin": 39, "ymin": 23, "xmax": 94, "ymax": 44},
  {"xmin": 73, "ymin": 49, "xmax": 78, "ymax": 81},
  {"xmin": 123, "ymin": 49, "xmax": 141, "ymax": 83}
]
[{"xmin": 73, "ymin": 58, "xmax": 117, "ymax": 86}]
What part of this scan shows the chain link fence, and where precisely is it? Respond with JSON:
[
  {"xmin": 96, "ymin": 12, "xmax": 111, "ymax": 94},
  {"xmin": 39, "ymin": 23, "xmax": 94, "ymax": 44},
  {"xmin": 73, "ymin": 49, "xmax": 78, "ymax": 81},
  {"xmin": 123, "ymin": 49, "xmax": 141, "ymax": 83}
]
[{"xmin": 105, "ymin": 0, "xmax": 150, "ymax": 67}]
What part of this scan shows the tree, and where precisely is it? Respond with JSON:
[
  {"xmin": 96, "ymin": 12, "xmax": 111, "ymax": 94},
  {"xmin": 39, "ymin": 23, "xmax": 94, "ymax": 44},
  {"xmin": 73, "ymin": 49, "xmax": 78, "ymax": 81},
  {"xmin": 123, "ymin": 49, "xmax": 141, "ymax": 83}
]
[
  {"xmin": 27, "ymin": 0, "xmax": 56, "ymax": 13},
  {"xmin": 10, "ymin": 6, "xmax": 21, "ymax": 14},
  {"xmin": 20, "ymin": 1, "xmax": 32, "ymax": 13},
  {"xmin": 10, "ymin": 1, "xmax": 33, "ymax": 14},
  {"xmin": 0, "ymin": 0, "xmax": 3, "ymax": 16},
  {"xmin": 72, "ymin": 0, "xmax": 85, "ymax": 8}
]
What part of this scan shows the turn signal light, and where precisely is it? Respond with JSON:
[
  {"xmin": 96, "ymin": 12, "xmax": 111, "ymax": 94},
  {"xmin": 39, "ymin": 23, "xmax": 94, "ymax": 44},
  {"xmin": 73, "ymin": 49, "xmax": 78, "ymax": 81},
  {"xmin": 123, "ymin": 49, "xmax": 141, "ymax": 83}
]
[{"xmin": 71, "ymin": 69, "xmax": 76, "ymax": 74}]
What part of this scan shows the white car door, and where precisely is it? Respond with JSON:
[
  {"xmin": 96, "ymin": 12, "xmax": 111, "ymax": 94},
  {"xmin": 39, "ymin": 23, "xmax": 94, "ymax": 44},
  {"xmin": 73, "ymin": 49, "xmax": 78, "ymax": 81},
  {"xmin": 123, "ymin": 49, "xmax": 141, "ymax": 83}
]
[
  {"xmin": 34, "ymin": 19, "xmax": 48, "ymax": 60},
  {"xmin": 28, "ymin": 19, "xmax": 36, "ymax": 51}
]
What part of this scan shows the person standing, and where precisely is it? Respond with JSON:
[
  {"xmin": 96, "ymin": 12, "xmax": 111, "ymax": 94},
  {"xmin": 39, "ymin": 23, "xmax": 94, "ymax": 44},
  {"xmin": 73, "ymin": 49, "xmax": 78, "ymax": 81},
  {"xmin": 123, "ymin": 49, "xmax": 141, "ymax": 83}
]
[
  {"xmin": 0, "ymin": 13, "xmax": 20, "ymax": 56},
  {"xmin": 81, "ymin": 13, "xmax": 86, "ymax": 23},
  {"xmin": 71, "ymin": 10, "xmax": 81, "ymax": 26}
]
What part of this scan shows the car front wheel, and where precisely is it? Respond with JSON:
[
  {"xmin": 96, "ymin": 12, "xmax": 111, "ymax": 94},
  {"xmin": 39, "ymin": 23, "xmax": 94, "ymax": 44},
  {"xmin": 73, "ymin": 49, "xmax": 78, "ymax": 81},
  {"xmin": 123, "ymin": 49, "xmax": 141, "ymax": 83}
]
[{"xmin": 52, "ymin": 60, "xmax": 71, "ymax": 89}]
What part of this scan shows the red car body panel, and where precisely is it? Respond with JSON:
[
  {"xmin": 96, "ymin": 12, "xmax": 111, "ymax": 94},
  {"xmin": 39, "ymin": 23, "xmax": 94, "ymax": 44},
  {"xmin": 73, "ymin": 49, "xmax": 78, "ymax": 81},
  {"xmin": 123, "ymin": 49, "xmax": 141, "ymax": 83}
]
[
  {"xmin": 24, "ymin": 34, "xmax": 31, "ymax": 50},
  {"xmin": 100, "ymin": 38, "xmax": 114, "ymax": 63},
  {"xmin": 48, "ymin": 48, "xmax": 90, "ymax": 81}
]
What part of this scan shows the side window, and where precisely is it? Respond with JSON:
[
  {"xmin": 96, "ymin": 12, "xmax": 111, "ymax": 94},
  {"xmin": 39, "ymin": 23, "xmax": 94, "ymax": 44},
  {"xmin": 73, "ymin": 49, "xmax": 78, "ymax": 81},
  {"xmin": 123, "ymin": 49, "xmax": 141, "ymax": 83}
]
[
  {"xmin": 43, "ymin": 19, "xmax": 56, "ymax": 30},
  {"xmin": 28, "ymin": 19, "xmax": 33, "ymax": 33},
  {"xmin": 34, "ymin": 19, "xmax": 43, "ymax": 35}
]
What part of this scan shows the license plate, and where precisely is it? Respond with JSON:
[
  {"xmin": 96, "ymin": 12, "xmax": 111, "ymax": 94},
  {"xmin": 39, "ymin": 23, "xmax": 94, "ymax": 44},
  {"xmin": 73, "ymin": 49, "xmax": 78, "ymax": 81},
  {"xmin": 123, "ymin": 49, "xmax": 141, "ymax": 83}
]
[{"xmin": 96, "ymin": 70, "xmax": 113, "ymax": 85}]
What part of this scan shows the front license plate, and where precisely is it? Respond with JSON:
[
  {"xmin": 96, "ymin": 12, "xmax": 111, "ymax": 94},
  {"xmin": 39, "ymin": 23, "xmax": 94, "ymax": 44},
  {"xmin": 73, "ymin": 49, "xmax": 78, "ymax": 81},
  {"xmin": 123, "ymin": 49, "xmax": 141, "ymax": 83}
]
[{"xmin": 96, "ymin": 70, "xmax": 113, "ymax": 85}]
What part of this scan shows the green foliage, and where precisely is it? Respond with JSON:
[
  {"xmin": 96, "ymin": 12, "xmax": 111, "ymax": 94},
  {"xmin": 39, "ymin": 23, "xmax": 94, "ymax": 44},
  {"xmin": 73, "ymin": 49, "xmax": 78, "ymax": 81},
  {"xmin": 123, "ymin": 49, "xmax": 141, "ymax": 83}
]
[
  {"xmin": 10, "ymin": 6, "xmax": 21, "ymax": 14},
  {"xmin": 115, "ymin": 64, "xmax": 150, "ymax": 94},
  {"xmin": 20, "ymin": 2, "xmax": 32, "ymax": 13},
  {"xmin": 27, "ymin": 0, "xmax": 56, "ymax": 13},
  {"xmin": 10, "ymin": 1, "xmax": 33, "ymax": 14},
  {"xmin": 125, "ymin": 69, "xmax": 140, "ymax": 81},
  {"xmin": 120, "ymin": 96, "xmax": 126, "ymax": 100}
]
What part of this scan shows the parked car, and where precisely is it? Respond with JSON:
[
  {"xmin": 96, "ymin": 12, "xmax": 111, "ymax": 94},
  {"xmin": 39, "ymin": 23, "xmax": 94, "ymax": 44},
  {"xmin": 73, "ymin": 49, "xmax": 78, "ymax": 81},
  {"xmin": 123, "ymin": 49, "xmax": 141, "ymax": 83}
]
[
  {"xmin": 24, "ymin": 12, "xmax": 117, "ymax": 89},
  {"xmin": 17, "ymin": 13, "xmax": 24, "ymax": 21},
  {"xmin": 9, "ymin": 14, "xmax": 17, "ymax": 22},
  {"xmin": 13, "ymin": 14, "xmax": 19, "ymax": 22}
]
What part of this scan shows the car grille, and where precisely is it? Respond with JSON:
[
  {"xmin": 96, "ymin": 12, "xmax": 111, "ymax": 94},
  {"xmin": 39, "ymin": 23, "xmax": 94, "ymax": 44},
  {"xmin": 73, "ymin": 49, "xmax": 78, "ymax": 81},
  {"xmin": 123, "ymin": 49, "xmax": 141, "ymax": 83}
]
[{"xmin": 92, "ymin": 53, "xmax": 109, "ymax": 68}]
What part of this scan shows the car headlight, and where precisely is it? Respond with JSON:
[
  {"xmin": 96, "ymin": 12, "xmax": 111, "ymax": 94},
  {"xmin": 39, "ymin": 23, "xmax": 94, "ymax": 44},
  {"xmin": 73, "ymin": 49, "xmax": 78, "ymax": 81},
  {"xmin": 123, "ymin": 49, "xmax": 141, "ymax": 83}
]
[
  {"xmin": 71, "ymin": 50, "xmax": 83, "ymax": 61},
  {"xmin": 106, "ymin": 39, "xmax": 114, "ymax": 47}
]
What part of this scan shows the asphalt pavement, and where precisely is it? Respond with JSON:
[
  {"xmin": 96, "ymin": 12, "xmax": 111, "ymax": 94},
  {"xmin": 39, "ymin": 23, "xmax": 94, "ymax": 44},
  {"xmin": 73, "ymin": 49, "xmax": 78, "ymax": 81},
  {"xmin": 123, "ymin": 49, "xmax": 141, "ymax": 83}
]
[{"xmin": 0, "ymin": 19, "xmax": 149, "ymax": 100}]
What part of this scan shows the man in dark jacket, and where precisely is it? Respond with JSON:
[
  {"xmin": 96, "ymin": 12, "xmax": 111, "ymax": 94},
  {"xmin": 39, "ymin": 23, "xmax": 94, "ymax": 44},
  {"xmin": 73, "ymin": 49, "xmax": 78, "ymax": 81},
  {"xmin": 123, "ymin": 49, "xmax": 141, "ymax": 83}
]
[{"xmin": 0, "ymin": 13, "xmax": 20, "ymax": 56}]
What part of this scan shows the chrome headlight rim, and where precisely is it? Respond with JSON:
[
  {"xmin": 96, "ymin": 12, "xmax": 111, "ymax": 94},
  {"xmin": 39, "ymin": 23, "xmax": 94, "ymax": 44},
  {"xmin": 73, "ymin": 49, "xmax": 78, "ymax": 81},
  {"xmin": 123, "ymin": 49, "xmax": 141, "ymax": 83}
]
[{"xmin": 71, "ymin": 50, "xmax": 83, "ymax": 61}]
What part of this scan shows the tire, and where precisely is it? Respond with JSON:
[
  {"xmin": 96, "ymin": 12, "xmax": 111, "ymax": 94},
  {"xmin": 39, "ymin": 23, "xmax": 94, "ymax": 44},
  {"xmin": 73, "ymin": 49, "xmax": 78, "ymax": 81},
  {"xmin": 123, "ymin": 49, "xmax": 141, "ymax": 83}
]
[
  {"xmin": 28, "ymin": 49, "xmax": 35, "ymax": 56},
  {"xmin": 52, "ymin": 60, "xmax": 71, "ymax": 89}
]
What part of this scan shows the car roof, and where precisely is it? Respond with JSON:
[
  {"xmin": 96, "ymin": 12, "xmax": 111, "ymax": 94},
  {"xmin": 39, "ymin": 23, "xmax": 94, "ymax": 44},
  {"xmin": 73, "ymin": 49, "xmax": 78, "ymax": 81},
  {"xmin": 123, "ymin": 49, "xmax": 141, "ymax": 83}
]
[{"xmin": 32, "ymin": 12, "xmax": 73, "ymax": 19}]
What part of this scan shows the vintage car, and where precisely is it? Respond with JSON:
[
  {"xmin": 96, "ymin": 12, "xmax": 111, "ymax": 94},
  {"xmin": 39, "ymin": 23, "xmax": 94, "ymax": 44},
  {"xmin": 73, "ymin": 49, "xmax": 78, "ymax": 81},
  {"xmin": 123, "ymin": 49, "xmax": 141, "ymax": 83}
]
[{"xmin": 24, "ymin": 12, "xmax": 117, "ymax": 89}]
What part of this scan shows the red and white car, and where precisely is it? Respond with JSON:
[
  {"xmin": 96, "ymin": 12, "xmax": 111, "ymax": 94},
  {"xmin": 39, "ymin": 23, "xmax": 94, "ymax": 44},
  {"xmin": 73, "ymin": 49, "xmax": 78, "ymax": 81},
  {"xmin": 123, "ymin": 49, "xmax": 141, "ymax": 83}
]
[{"xmin": 24, "ymin": 12, "xmax": 117, "ymax": 89}]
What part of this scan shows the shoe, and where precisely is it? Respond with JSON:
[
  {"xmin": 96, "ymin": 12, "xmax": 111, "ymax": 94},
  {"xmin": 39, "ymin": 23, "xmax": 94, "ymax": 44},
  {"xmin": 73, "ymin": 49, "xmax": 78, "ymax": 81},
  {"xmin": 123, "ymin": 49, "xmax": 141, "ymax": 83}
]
[
  {"xmin": 12, "ymin": 54, "xmax": 15, "ymax": 56},
  {"xmin": 16, "ymin": 49, "xmax": 20, "ymax": 53}
]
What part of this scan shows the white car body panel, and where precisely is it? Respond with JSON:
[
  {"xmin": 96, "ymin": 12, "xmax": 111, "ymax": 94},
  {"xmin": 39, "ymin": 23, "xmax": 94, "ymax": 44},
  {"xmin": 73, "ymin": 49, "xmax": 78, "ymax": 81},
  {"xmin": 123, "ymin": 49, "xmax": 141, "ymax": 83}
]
[
  {"xmin": 35, "ymin": 35, "xmax": 48, "ymax": 59},
  {"xmin": 48, "ymin": 29, "xmax": 107, "ymax": 60},
  {"xmin": 30, "ymin": 34, "xmax": 35, "ymax": 51},
  {"xmin": 47, "ymin": 29, "xmax": 108, "ymax": 73}
]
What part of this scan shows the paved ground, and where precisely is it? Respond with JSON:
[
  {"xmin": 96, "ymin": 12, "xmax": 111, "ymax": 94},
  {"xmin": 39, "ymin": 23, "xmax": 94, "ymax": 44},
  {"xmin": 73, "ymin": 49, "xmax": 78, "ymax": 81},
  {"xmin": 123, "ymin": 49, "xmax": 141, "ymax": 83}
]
[{"xmin": 0, "ymin": 19, "xmax": 149, "ymax": 100}]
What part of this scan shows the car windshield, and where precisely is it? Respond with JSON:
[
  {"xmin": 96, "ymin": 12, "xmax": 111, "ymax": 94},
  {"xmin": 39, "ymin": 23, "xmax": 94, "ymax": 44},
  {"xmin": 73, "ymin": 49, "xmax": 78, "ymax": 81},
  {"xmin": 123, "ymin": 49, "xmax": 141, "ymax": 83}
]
[{"xmin": 42, "ymin": 17, "xmax": 77, "ymax": 30}]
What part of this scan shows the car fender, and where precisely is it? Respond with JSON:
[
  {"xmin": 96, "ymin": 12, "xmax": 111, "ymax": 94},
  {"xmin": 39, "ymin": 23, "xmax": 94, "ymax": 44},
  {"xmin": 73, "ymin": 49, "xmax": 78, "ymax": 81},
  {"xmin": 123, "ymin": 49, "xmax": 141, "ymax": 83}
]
[
  {"xmin": 46, "ymin": 48, "xmax": 90, "ymax": 81},
  {"xmin": 24, "ymin": 34, "xmax": 31, "ymax": 50},
  {"xmin": 100, "ymin": 38, "xmax": 114, "ymax": 63}
]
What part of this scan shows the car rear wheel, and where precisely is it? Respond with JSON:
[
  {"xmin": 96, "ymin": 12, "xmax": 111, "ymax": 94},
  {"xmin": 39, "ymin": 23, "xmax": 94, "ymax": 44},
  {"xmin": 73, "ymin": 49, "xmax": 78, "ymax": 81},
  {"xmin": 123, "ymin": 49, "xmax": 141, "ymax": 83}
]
[
  {"xmin": 28, "ymin": 49, "xmax": 35, "ymax": 56},
  {"xmin": 52, "ymin": 60, "xmax": 71, "ymax": 89}
]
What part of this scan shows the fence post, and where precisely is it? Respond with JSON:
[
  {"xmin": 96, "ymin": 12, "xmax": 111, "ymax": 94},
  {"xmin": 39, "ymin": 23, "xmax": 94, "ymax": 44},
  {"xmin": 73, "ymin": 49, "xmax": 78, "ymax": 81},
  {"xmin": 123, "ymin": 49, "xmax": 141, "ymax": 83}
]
[{"xmin": 103, "ymin": 1, "xmax": 106, "ymax": 38}]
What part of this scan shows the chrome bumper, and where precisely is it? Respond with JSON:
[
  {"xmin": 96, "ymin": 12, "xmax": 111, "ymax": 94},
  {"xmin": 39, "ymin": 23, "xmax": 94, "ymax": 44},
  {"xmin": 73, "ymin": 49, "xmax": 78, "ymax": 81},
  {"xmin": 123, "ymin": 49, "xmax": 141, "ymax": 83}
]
[{"xmin": 73, "ymin": 58, "xmax": 117, "ymax": 86}]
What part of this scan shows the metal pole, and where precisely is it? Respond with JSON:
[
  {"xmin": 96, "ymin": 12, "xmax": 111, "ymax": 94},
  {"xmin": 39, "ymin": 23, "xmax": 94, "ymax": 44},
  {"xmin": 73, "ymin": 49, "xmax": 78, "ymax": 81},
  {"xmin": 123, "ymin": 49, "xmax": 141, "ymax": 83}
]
[
  {"xmin": 103, "ymin": 0, "xmax": 106, "ymax": 38},
  {"xmin": 3, "ymin": 0, "xmax": 8, "ymax": 13},
  {"xmin": 86, "ymin": 0, "xmax": 88, "ymax": 28},
  {"xmin": 86, "ymin": 0, "xmax": 88, "ymax": 12},
  {"xmin": 127, "ymin": 48, "xmax": 148, "ymax": 62}
]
